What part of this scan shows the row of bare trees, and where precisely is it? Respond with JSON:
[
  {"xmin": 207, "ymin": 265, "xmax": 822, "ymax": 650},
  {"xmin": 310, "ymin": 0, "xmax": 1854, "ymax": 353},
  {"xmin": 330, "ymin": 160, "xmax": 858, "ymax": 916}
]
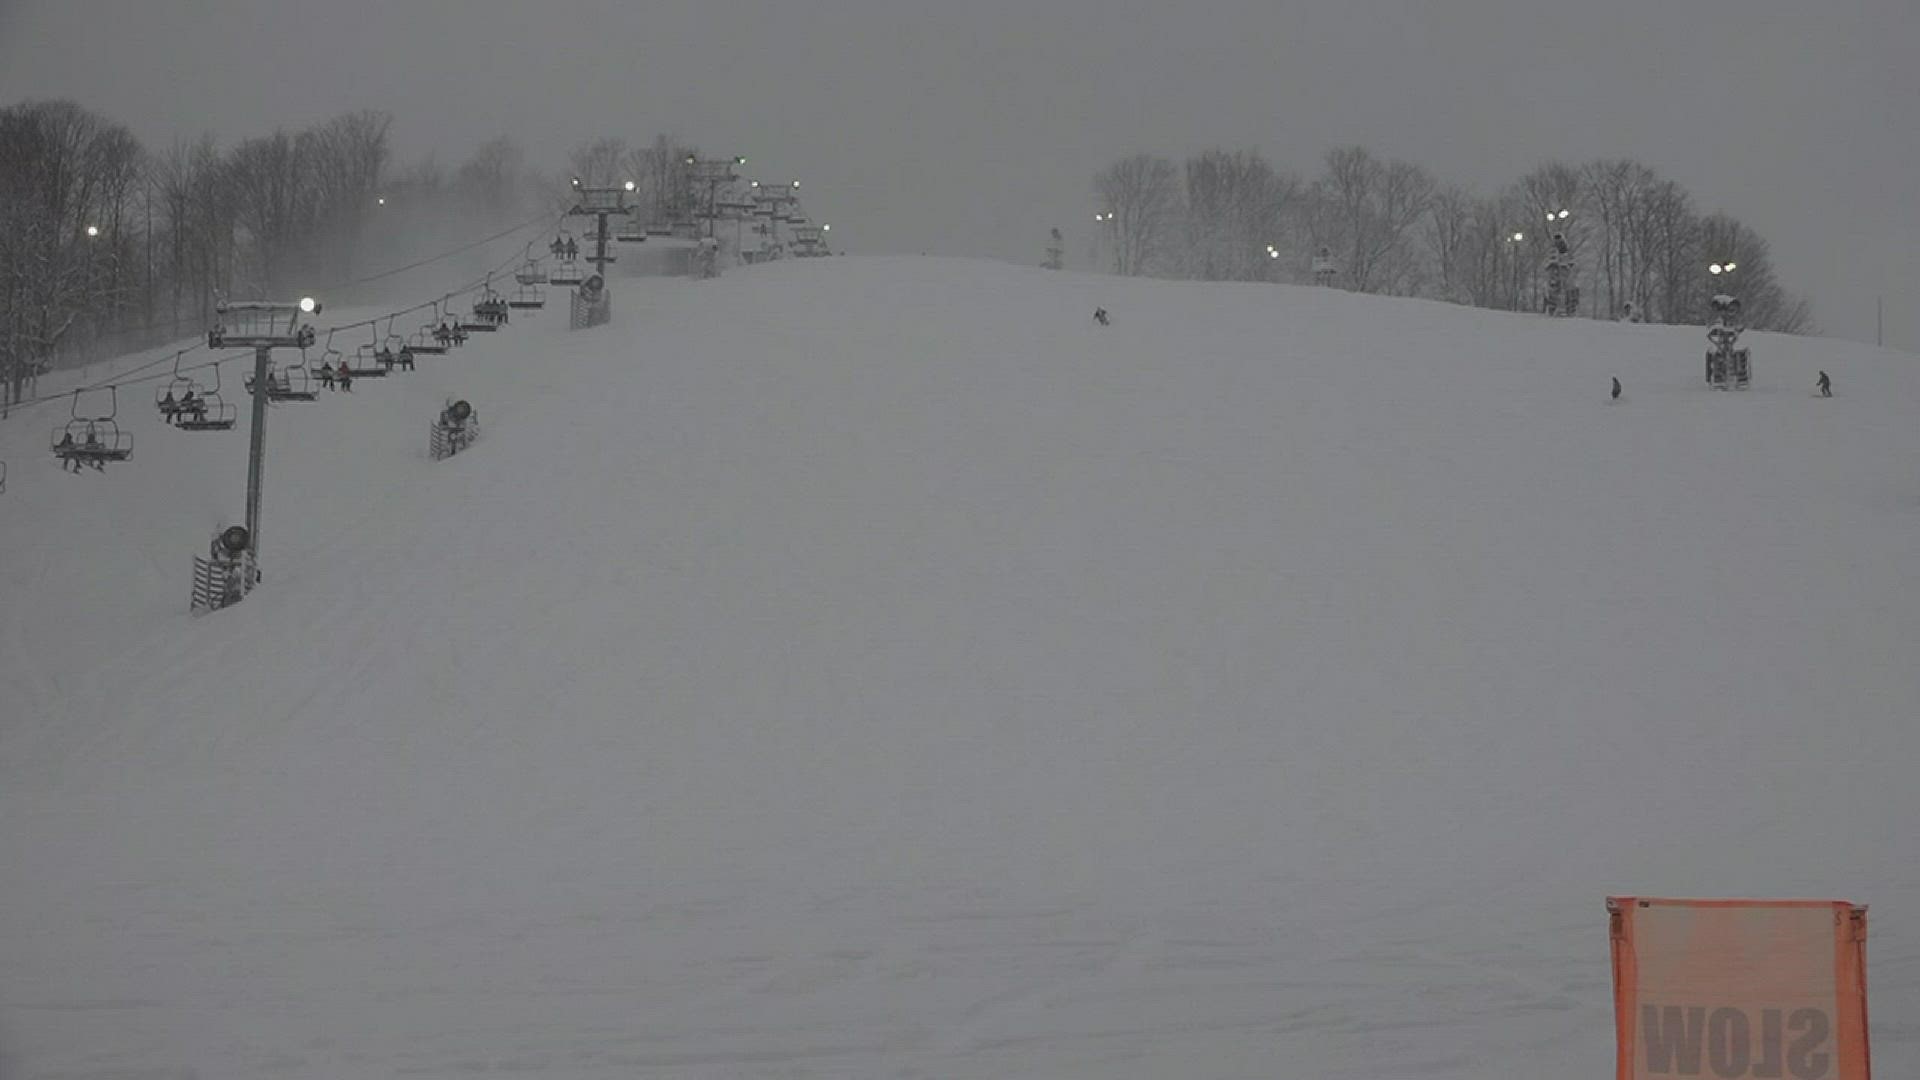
[
  {"xmin": 561, "ymin": 135, "xmax": 703, "ymax": 225},
  {"xmin": 0, "ymin": 98, "xmax": 610, "ymax": 416},
  {"xmin": 1093, "ymin": 146, "xmax": 1811, "ymax": 332},
  {"xmin": 0, "ymin": 100, "xmax": 407, "ymax": 412}
]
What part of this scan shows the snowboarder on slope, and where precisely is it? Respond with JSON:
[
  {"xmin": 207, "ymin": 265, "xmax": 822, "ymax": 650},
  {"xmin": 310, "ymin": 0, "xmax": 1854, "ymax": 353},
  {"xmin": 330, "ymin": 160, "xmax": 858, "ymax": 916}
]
[
  {"xmin": 1093, "ymin": 307, "xmax": 1109, "ymax": 326},
  {"xmin": 1611, "ymin": 377, "xmax": 1622, "ymax": 401},
  {"xmin": 1817, "ymin": 371, "xmax": 1831, "ymax": 397}
]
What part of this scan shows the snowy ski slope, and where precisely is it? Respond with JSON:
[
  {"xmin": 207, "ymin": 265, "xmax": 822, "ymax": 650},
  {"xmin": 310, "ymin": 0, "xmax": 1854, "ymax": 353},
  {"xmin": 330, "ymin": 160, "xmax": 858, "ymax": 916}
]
[{"xmin": 2, "ymin": 257, "xmax": 1916, "ymax": 1079}]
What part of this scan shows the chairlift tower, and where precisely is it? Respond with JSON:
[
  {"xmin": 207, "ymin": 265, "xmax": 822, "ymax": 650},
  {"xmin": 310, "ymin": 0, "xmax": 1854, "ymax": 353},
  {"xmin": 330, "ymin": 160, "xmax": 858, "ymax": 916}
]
[
  {"xmin": 686, "ymin": 155, "xmax": 747, "ymax": 239},
  {"xmin": 716, "ymin": 195, "xmax": 758, "ymax": 254},
  {"xmin": 750, "ymin": 181, "xmax": 803, "ymax": 255},
  {"xmin": 200, "ymin": 296, "xmax": 319, "ymax": 609},
  {"xmin": 565, "ymin": 178, "xmax": 637, "ymax": 281}
]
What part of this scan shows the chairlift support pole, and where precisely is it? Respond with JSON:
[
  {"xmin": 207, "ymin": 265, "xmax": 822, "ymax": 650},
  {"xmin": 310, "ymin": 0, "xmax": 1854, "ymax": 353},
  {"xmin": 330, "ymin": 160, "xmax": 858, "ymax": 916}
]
[
  {"xmin": 245, "ymin": 344, "xmax": 270, "ymax": 552},
  {"xmin": 566, "ymin": 181, "xmax": 636, "ymax": 280},
  {"xmin": 209, "ymin": 299, "xmax": 318, "ymax": 576}
]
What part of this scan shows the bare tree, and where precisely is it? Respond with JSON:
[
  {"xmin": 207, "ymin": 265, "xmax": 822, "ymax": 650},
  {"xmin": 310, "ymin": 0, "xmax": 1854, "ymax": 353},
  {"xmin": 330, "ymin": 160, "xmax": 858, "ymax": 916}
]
[
  {"xmin": 0, "ymin": 101, "xmax": 144, "ymax": 410},
  {"xmin": 1314, "ymin": 146, "xmax": 1434, "ymax": 294},
  {"xmin": 455, "ymin": 135, "xmax": 527, "ymax": 220},
  {"xmin": 1093, "ymin": 153, "xmax": 1180, "ymax": 276},
  {"xmin": 568, "ymin": 138, "xmax": 629, "ymax": 189},
  {"xmin": 1180, "ymin": 149, "xmax": 1300, "ymax": 281},
  {"xmin": 1424, "ymin": 185, "xmax": 1477, "ymax": 303}
]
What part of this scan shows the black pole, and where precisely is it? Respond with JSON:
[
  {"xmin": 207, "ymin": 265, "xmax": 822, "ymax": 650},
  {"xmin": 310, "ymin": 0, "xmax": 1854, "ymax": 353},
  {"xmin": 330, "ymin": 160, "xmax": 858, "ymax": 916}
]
[{"xmin": 245, "ymin": 344, "xmax": 270, "ymax": 565}]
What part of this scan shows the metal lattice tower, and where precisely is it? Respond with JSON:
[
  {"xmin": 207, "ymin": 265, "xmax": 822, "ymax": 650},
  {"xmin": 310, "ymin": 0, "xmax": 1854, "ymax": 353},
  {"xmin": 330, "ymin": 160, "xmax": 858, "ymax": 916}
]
[{"xmin": 686, "ymin": 155, "xmax": 747, "ymax": 239}]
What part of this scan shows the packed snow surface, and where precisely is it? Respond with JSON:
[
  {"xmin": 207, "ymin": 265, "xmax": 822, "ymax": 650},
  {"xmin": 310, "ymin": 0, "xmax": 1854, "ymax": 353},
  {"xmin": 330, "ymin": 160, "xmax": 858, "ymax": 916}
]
[{"xmin": 3, "ymin": 258, "xmax": 1916, "ymax": 1079}]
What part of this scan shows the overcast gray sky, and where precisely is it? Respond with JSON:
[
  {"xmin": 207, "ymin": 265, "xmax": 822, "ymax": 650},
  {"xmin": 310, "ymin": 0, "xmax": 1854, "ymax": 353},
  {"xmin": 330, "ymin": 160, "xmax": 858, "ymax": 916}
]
[{"xmin": 3, "ymin": 0, "xmax": 1914, "ymax": 347}]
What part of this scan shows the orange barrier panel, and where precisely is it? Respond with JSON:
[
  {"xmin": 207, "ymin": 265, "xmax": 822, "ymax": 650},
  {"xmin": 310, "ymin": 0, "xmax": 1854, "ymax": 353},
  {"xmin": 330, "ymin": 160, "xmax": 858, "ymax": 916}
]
[{"xmin": 1608, "ymin": 897, "xmax": 1869, "ymax": 1080}]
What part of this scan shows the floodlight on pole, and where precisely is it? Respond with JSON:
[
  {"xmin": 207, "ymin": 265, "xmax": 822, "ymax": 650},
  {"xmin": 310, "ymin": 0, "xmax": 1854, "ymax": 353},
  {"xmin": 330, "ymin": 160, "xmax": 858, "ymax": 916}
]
[
  {"xmin": 85, "ymin": 225, "xmax": 99, "ymax": 238},
  {"xmin": 624, "ymin": 180, "xmax": 636, "ymax": 192},
  {"xmin": 299, "ymin": 297, "xmax": 318, "ymax": 314}
]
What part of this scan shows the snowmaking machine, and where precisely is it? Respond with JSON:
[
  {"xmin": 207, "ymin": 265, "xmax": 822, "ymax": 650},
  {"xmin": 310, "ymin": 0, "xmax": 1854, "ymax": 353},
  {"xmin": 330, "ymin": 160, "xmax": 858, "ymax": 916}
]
[
  {"xmin": 192, "ymin": 525, "xmax": 258, "ymax": 614},
  {"xmin": 430, "ymin": 399, "xmax": 479, "ymax": 461},
  {"xmin": 1704, "ymin": 294, "xmax": 1751, "ymax": 390}
]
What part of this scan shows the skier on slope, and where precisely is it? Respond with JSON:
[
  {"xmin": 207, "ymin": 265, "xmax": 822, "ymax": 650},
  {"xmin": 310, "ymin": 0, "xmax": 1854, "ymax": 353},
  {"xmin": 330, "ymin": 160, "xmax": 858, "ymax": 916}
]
[{"xmin": 1817, "ymin": 371, "xmax": 1831, "ymax": 397}]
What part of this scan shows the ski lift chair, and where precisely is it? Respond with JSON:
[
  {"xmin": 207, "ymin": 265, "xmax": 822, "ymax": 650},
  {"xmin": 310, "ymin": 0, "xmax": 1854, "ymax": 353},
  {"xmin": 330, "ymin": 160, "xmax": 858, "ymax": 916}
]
[
  {"xmin": 479, "ymin": 293, "xmax": 511, "ymax": 326},
  {"xmin": 343, "ymin": 341, "xmax": 391, "ymax": 379},
  {"xmin": 509, "ymin": 282, "xmax": 547, "ymax": 310},
  {"xmin": 456, "ymin": 302, "xmax": 498, "ymax": 334},
  {"xmin": 246, "ymin": 360, "xmax": 318, "ymax": 402},
  {"xmin": 156, "ymin": 353, "xmax": 198, "ymax": 423},
  {"xmin": 378, "ymin": 320, "xmax": 414, "ymax": 371},
  {"xmin": 175, "ymin": 363, "xmax": 237, "ymax": 431},
  {"xmin": 309, "ymin": 333, "xmax": 349, "ymax": 387},
  {"xmin": 408, "ymin": 325, "xmax": 448, "ymax": 356},
  {"xmin": 51, "ymin": 389, "xmax": 133, "ymax": 469}
]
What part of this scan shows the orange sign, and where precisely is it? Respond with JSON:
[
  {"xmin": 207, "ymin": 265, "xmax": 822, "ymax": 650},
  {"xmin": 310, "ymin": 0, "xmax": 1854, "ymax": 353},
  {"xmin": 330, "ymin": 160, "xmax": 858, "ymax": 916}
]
[{"xmin": 1609, "ymin": 898, "xmax": 1870, "ymax": 1080}]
